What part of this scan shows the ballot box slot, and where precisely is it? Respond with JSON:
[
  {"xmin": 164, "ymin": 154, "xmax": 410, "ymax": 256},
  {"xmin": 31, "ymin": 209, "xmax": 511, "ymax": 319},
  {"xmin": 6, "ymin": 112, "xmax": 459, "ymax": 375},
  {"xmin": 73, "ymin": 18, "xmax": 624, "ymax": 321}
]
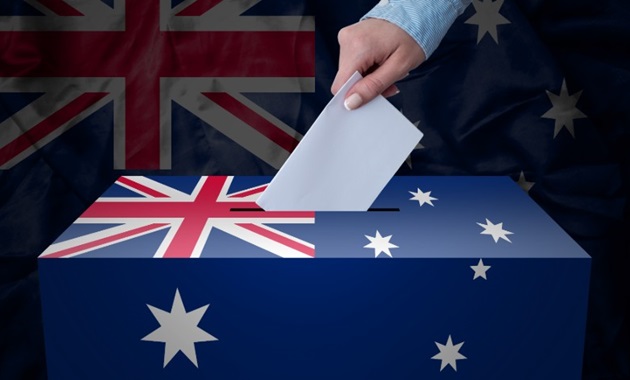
[{"xmin": 230, "ymin": 208, "xmax": 400, "ymax": 212}]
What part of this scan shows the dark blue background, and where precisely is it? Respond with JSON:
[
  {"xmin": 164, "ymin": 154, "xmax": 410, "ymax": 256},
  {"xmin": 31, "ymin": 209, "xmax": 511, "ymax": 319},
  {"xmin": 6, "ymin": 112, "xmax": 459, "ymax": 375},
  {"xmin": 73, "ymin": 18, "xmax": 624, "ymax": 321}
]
[{"xmin": 1, "ymin": 0, "xmax": 629, "ymax": 378}]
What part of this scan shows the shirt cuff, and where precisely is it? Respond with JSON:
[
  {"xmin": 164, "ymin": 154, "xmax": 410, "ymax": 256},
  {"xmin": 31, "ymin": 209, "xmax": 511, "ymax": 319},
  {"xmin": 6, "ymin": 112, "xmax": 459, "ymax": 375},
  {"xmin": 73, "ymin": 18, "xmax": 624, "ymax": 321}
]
[{"xmin": 361, "ymin": 0, "xmax": 470, "ymax": 58}]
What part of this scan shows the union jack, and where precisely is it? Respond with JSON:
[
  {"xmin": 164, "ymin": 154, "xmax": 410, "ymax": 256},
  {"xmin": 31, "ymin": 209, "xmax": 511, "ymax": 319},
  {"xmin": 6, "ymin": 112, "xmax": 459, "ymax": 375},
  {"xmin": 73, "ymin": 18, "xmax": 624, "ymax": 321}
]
[
  {"xmin": 40, "ymin": 175, "xmax": 316, "ymax": 258},
  {"xmin": 0, "ymin": 0, "xmax": 315, "ymax": 170}
]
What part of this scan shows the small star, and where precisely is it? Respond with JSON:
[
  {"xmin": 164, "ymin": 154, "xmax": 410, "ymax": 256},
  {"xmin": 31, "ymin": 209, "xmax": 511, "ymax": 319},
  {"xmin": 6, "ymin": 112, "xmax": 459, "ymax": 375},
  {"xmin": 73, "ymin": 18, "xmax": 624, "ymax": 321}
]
[
  {"xmin": 516, "ymin": 171, "xmax": 534, "ymax": 192},
  {"xmin": 465, "ymin": 0, "xmax": 511, "ymax": 44},
  {"xmin": 470, "ymin": 258, "xmax": 491, "ymax": 280},
  {"xmin": 406, "ymin": 120, "xmax": 424, "ymax": 169},
  {"xmin": 432, "ymin": 335, "xmax": 467, "ymax": 371},
  {"xmin": 477, "ymin": 218, "xmax": 513, "ymax": 243},
  {"xmin": 364, "ymin": 230, "xmax": 398, "ymax": 258},
  {"xmin": 542, "ymin": 79, "xmax": 587, "ymax": 138},
  {"xmin": 142, "ymin": 289, "xmax": 218, "ymax": 368},
  {"xmin": 409, "ymin": 188, "xmax": 437, "ymax": 207}
]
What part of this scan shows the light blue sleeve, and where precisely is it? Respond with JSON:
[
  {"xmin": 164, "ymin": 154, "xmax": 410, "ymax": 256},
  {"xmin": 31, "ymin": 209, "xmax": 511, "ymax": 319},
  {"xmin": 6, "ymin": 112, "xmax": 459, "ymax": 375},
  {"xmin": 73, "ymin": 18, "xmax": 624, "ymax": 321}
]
[{"xmin": 362, "ymin": 0, "xmax": 471, "ymax": 58}]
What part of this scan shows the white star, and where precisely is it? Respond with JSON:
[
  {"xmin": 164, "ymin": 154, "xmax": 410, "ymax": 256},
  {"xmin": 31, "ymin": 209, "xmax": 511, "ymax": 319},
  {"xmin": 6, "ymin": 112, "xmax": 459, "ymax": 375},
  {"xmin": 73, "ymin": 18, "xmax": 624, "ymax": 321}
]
[
  {"xmin": 409, "ymin": 188, "xmax": 437, "ymax": 207},
  {"xmin": 516, "ymin": 171, "xmax": 535, "ymax": 193},
  {"xmin": 406, "ymin": 120, "xmax": 424, "ymax": 169},
  {"xmin": 432, "ymin": 335, "xmax": 467, "ymax": 371},
  {"xmin": 364, "ymin": 230, "xmax": 398, "ymax": 258},
  {"xmin": 542, "ymin": 79, "xmax": 587, "ymax": 138},
  {"xmin": 470, "ymin": 258, "xmax": 491, "ymax": 280},
  {"xmin": 142, "ymin": 289, "xmax": 218, "ymax": 368},
  {"xmin": 465, "ymin": 0, "xmax": 511, "ymax": 44},
  {"xmin": 477, "ymin": 218, "xmax": 513, "ymax": 243}
]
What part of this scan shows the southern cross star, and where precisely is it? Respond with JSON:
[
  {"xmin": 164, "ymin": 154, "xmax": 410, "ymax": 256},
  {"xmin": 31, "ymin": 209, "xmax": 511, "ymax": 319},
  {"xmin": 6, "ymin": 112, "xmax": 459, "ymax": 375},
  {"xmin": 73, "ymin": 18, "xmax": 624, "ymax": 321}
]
[
  {"xmin": 542, "ymin": 79, "xmax": 587, "ymax": 138},
  {"xmin": 364, "ymin": 230, "xmax": 398, "ymax": 258},
  {"xmin": 470, "ymin": 258, "xmax": 491, "ymax": 280},
  {"xmin": 516, "ymin": 171, "xmax": 535, "ymax": 193},
  {"xmin": 477, "ymin": 218, "xmax": 513, "ymax": 243},
  {"xmin": 409, "ymin": 188, "xmax": 437, "ymax": 207},
  {"xmin": 465, "ymin": 0, "xmax": 511, "ymax": 44}
]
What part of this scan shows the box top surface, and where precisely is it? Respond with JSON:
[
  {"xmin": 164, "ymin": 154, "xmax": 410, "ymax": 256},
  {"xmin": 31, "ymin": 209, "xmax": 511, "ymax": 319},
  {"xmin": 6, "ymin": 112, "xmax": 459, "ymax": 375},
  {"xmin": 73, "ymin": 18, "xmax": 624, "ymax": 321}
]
[{"xmin": 39, "ymin": 176, "xmax": 589, "ymax": 259}]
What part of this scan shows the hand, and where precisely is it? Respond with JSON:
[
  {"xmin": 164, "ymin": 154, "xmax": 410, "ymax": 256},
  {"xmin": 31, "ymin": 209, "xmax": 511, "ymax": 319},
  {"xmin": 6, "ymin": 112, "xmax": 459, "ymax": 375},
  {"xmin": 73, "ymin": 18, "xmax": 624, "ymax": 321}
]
[{"xmin": 332, "ymin": 18, "xmax": 426, "ymax": 110}]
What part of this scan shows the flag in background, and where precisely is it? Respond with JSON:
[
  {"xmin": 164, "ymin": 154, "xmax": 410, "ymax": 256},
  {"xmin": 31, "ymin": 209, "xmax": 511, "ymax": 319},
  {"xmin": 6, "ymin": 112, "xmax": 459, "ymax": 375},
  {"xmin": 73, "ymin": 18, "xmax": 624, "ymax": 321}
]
[{"xmin": 0, "ymin": 0, "xmax": 628, "ymax": 379}]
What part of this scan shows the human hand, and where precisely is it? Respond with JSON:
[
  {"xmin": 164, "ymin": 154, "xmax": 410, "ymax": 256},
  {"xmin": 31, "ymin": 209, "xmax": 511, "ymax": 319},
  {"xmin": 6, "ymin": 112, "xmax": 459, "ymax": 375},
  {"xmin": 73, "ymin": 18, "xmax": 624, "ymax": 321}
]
[{"xmin": 332, "ymin": 18, "xmax": 426, "ymax": 110}]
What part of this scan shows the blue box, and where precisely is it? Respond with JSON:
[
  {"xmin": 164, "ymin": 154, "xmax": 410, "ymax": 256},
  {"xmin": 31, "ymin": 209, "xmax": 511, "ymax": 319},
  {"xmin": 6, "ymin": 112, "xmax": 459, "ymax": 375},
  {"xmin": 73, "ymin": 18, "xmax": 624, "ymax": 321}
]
[{"xmin": 39, "ymin": 176, "xmax": 590, "ymax": 379}]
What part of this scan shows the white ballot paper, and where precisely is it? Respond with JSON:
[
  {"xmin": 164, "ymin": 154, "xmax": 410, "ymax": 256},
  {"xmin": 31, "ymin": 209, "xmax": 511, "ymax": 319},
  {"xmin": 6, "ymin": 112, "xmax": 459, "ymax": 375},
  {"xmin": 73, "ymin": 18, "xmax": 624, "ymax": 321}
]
[{"xmin": 256, "ymin": 71, "xmax": 423, "ymax": 211}]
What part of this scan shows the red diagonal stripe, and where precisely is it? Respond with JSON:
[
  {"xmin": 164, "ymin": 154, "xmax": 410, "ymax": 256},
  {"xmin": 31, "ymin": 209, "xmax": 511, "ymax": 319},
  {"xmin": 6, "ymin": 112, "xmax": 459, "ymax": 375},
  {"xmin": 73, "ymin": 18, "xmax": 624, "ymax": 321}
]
[
  {"xmin": 229, "ymin": 185, "xmax": 267, "ymax": 198},
  {"xmin": 117, "ymin": 177, "xmax": 169, "ymax": 198},
  {"xmin": 176, "ymin": 0, "xmax": 222, "ymax": 16},
  {"xmin": 237, "ymin": 223, "xmax": 315, "ymax": 257},
  {"xmin": 42, "ymin": 223, "xmax": 168, "ymax": 258},
  {"xmin": 0, "ymin": 92, "xmax": 108, "ymax": 167},
  {"xmin": 203, "ymin": 92, "xmax": 300, "ymax": 153},
  {"xmin": 37, "ymin": 0, "xmax": 84, "ymax": 16}
]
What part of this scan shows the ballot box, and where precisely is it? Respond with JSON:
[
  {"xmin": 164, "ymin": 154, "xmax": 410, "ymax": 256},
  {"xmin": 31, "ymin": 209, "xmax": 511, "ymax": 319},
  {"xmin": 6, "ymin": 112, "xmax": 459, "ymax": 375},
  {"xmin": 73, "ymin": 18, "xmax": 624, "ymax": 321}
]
[{"xmin": 39, "ymin": 176, "xmax": 590, "ymax": 380}]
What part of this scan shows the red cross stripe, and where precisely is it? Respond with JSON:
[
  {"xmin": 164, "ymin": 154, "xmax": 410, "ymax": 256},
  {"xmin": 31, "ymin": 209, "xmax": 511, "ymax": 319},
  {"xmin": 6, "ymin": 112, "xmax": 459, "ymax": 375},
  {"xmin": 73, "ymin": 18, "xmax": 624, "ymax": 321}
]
[
  {"xmin": 41, "ymin": 176, "xmax": 316, "ymax": 258},
  {"xmin": 0, "ymin": 1, "xmax": 315, "ymax": 169}
]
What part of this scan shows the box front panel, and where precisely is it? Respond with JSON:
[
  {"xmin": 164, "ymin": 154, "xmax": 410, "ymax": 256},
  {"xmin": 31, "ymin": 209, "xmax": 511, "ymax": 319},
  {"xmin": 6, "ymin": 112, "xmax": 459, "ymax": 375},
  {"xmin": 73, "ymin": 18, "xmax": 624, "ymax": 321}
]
[{"xmin": 39, "ymin": 258, "xmax": 590, "ymax": 380}]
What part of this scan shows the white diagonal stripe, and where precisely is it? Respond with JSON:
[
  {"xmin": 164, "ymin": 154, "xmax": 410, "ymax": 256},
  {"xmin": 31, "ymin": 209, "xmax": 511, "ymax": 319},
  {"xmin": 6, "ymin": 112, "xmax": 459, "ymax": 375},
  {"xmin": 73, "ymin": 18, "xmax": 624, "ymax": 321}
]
[
  {"xmin": 39, "ymin": 222, "xmax": 171, "ymax": 258},
  {"xmin": 111, "ymin": 176, "xmax": 192, "ymax": 199},
  {"xmin": 162, "ymin": 0, "xmax": 315, "ymax": 32},
  {"xmin": 1, "ymin": 77, "xmax": 123, "ymax": 168},
  {"xmin": 176, "ymin": 91, "xmax": 291, "ymax": 170},
  {"xmin": 166, "ymin": 77, "xmax": 314, "ymax": 170},
  {"xmin": 214, "ymin": 221, "xmax": 313, "ymax": 258}
]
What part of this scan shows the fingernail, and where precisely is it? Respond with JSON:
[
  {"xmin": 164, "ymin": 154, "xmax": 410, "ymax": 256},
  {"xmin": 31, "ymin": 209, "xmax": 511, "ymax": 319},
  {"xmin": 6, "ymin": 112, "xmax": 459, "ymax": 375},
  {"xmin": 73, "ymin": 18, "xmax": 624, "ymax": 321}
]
[
  {"xmin": 394, "ymin": 89, "xmax": 400, "ymax": 95},
  {"xmin": 344, "ymin": 93, "xmax": 363, "ymax": 110}
]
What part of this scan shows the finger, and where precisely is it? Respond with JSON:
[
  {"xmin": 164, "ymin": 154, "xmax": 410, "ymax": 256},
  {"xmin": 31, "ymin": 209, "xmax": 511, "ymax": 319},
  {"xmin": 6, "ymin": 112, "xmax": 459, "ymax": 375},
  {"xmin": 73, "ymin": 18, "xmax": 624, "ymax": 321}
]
[
  {"xmin": 331, "ymin": 64, "xmax": 358, "ymax": 96},
  {"xmin": 344, "ymin": 54, "xmax": 409, "ymax": 110},
  {"xmin": 330, "ymin": 24, "xmax": 373, "ymax": 95},
  {"xmin": 331, "ymin": 49, "xmax": 367, "ymax": 95},
  {"xmin": 382, "ymin": 85, "xmax": 400, "ymax": 98}
]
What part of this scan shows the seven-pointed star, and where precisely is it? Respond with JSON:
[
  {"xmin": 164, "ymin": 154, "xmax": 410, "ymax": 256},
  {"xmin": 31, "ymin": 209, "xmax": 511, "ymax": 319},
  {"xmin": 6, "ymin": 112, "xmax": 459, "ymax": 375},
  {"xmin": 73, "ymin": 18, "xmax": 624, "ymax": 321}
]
[
  {"xmin": 432, "ymin": 335, "xmax": 467, "ymax": 371},
  {"xmin": 477, "ymin": 218, "xmax": 513, "ymax": 243},
  {"xmin": 409, "ymin": 188, "xmax": 437, "ymax": 207},
  {"xmin": 364, "ymin": 230, "xmax": 398, "ymax": 258},
  {"xmin": 142, "ymin": 289, "xmax": 218, "ymax": 368},
  {"xmin": 465, "ymin": 0, "xmax": 511, "ymax": 43},
  {"xmin": 542, "ymin": 79, "xmax": 587, "ymax": 138},
  {"xmin": 470, "ymin": 258, "xmax": 491, "ymax": 280},
  {"xmin": 516, "ymin": 171, "xmax": 535, "ymax": 193}
]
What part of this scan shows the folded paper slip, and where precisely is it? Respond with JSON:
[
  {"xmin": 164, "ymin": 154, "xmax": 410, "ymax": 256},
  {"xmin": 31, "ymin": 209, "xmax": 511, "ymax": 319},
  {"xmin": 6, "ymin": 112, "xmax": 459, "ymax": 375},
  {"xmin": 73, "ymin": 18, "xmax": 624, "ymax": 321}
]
[{"xmin": 257, "ymin": 71, "xmax": 423, "ymax": 211}]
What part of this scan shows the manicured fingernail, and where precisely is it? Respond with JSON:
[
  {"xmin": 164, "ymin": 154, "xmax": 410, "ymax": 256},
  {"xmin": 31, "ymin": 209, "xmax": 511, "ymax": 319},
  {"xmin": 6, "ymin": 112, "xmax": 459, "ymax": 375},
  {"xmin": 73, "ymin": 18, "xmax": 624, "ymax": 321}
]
[{"xmin": 344, "ymin": 93, "xmax": 363, "ymax": 110}]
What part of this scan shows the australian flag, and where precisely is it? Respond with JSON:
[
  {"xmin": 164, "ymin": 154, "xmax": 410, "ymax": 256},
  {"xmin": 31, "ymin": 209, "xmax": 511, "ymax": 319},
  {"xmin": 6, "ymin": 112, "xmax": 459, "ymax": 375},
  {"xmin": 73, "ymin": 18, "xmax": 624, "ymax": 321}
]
[
  {"xmin": 0, "ymin": 0, "xmax": 628, "ymax": 379},
  {"xmin": 39, "ymin": 175, "xmax": 590, "ymax": 379}
]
